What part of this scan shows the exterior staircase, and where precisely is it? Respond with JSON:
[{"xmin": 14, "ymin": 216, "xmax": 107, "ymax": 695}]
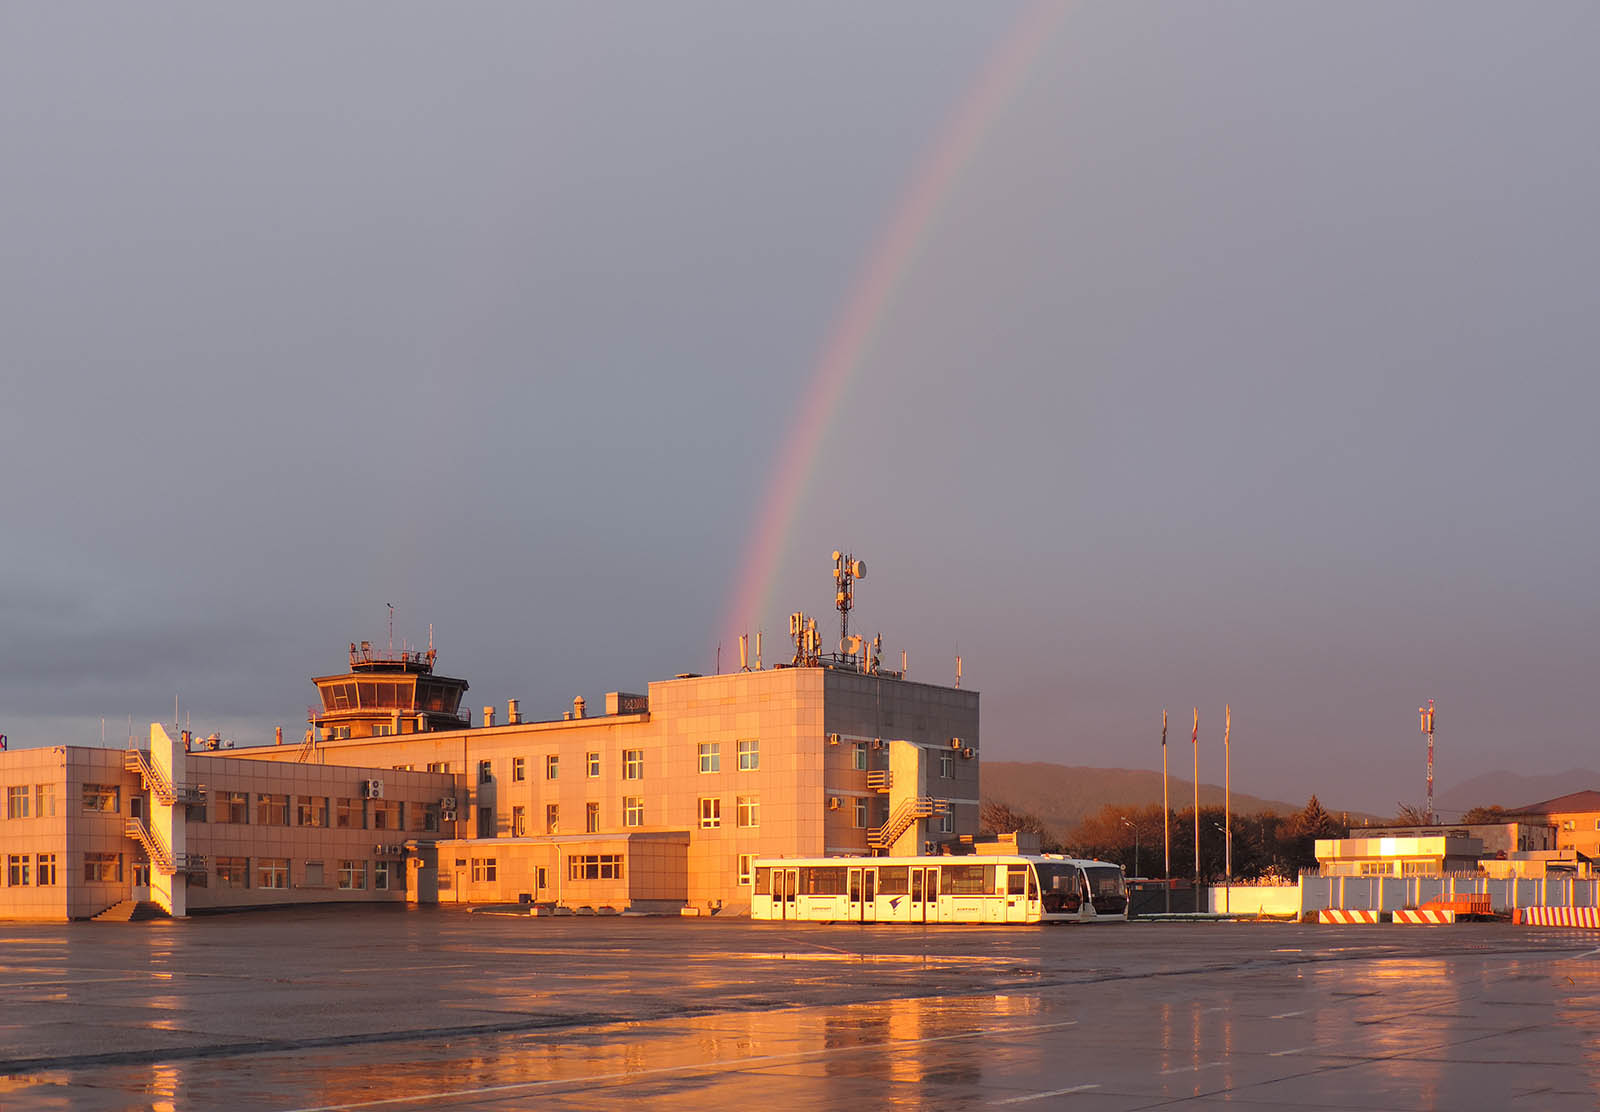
[
  {"xmin": 123, "ymin": 748, "xmax": 205, "ymax": 806},
  {"xmin": 92, "ymin": 900, "xmax": 169, "ymax": 922},
  {"xmin": 124, "ymin": 818, "xmax": 204, "ymax": 876},
  {"xmin": 869, "ymin": 797, "xmax": 949, "ymax": 852}
]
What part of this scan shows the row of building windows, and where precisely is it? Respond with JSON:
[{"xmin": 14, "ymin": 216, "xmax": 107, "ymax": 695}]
[
  {"xmin": 5, "ymin": 784, "xmax": 58, "ymax": 819},
  {"xmin": 698, "ymin": 796, "xmax": 761, "ymax": 829},
  {"xmin": 206, "ymin": 856, "xmax": 397, "ymax": 891},
  {"xmin": 202, "ymin": 793, "xmax": 440, "ymax": 832},
  {"xmin": 6, "ymin": 853, "xmax": 59, "ymax": 886},
  {"xmin": 478, "ymin": 741, "xmax": 765, "ymax": 786}
]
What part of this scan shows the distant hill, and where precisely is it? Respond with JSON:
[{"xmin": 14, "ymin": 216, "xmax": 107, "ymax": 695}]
[
  {"xmin": 982, "ymin": 761, "xmax": 1308, "ymax": 839},
  {"xmin": 1434, "ymin": 769, "xmax": 1600, "ymax": 816}
]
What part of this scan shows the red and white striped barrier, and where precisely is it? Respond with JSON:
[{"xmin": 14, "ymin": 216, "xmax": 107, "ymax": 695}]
[
  {"xmin": 1393, "ymin": 909, "xmax": 1456, "ymax": 925},
  {"xmin": 1319, "ymin": 909, "xmax": 1380, "ymax": 924},
  {"xmin": 1516, "ymin": 907, "xmax": 1600, "ymax": 928}
]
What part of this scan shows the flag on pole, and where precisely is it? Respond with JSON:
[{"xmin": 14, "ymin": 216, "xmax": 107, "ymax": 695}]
[
  {"xmin": 1191, "ymin": 708, "xmax": 1198, "ymax": 746},
  {"xmin": 1162, "ymin": 708, "xmax": 1168, "ymax": 749}
]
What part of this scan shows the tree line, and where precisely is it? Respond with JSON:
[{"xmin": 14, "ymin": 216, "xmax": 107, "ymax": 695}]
[{"xmin": 982, "ymin": 795, "xmax": 1347, "ymax": 881}]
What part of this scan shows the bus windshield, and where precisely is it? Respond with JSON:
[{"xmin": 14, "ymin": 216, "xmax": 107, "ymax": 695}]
[
  {"xmin": 1083, "ymin": 866, "xmax": 1125, "ymax": 898},
  {"xmin": 1034, "ymin": 863, "xmax": 1084, "ymax": 896}
]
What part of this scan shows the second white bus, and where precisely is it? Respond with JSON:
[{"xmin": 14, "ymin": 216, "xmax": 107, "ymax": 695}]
[{"xmin": 751, "ymin": 854, "xmax": 1127, "ymax": 924}]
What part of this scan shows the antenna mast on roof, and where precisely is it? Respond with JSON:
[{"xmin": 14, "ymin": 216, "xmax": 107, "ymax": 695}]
[
  {"xmin": 1419, "ymin": 699, "xmax": 1436, "ymax": 824},
  {"xmin": 832, "ymin": 550, "xmax": 866, "ymax": 654},
  {"xmin": 387, "ymin": 603, "xmax": 395, "ymax": 656}
]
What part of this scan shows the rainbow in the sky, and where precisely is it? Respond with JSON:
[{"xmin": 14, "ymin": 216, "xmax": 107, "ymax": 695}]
[{"xmin": 720, "ymin": 2, "xmax": 1068, "ymax": 646}]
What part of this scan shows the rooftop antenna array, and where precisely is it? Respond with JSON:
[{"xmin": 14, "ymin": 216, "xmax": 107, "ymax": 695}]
[
  {"xmin": 789, "ymin": 611, "xmax": 822, "ymax": 667},
  {"xmin": 832, "ymin": 551, "xmax": 866, "ymax": 652}
]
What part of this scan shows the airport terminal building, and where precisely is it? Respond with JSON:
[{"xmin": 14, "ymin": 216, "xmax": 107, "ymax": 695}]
[{"xmin": 0, "ymin": 642, "xmax": 980, "ymax": 920}]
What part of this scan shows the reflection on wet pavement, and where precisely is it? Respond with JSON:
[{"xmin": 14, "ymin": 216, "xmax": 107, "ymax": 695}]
[{"xmin": 3, "ymin": 913, "xmax": 1600, "ymax": 1109}]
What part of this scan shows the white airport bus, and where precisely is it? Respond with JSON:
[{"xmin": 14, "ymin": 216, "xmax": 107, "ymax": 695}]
[{"xmin": 750, "ymin": 855, "xmax": 1128, "ymax": 924}]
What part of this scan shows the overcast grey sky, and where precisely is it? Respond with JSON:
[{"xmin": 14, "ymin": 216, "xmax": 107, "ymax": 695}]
[{"xmin": 3, "ymin": 3, "xmax": 1596, "ymax": 813}]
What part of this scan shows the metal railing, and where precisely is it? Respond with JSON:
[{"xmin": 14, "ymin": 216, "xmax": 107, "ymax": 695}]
[
  {"xmin": 124, "ymin": 749, "xmax": 205, "ymax": 805},
  {"xmin": 866, "ymin": 770, "xmax": 892, "ymax": 792},
  {"xmin": 869, "ymin": 797, "xmax": 949, "ymax": 851},
  {"xmin": 124, "ymin": 817, "xmax": 204, "ymax": 876}
]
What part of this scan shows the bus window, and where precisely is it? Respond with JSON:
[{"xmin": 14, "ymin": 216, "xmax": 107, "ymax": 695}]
[
  {"xmin": 911, "ymin": 869, "xmax": 923, "ymax": 902},
  {"xmin": 943, "ymin": 864, "xmax": 992, "ymax": 895},
  {"xmin": 801, "ymin": 867, "xmax": 847, "ymax": 895},
  {"xmin": 849, "ymin": 870, "xmax": 861, "ymax": 901},
  {"xmin": 1007, "ymin": 865, "xmax": 1028, "ymax": 896},
  {"xmin": 754, "ymin": 867, "xmax": 770, "ymax": 895},
  {"xmin": 878, "ymin": 866, "xmax": 909, "ymax": 895}
]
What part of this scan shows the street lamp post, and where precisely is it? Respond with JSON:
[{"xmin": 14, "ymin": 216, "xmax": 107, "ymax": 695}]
[{"xmin": 1121, "ymin": 818, "xmax": 1140, "ymax": 879}]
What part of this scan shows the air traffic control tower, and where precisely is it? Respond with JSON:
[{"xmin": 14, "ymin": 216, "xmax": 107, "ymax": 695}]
[{"xmin": 310, "ymin": 641, "xmax": 471, "ymax": 741}]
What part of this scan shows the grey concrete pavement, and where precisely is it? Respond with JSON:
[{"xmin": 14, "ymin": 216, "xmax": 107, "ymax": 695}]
[{"xmin": 2, "ymin": 908, "xmax": 1599, "ymax": 1109}]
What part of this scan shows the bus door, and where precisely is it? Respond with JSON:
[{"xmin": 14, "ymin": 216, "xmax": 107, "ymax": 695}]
[
  {"xmin": 861, "ymin": 868, "xmax": 877, "ymax": 922},
  {"xmin": 1006, "ymin": 865, "xmax": 1030, "ymax": 923},
  {"xmin": 777, "ymin": 867, "xmax": 800, "ymax": 920},
  {"xmin": 911, "ymin": 867, "xmax": 939, "ymax": 923},
  {"xmin": 848, "ymin": 868, "xmax": 863, "ymax": 921}
]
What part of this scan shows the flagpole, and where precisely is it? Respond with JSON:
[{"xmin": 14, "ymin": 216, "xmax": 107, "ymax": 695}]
[
  {"xmin": 1161, "ymin": 708, "xmax": 1169, "ymax": 915},
  {"xmin": 1224, "ymin": 705, "xmax": 1232, "ymax": 882},
  {"xmin": 1192, "ymin": 707, "xmax": 1200, "ymax": 887},
  {"xmin": 1224, "ymin": 704, "xmax": 1232, "ymax": 916}
]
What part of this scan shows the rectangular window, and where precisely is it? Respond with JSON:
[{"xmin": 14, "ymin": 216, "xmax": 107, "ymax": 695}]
[
  {"xmin": 423, "ymin": 803, "xmax": 441, "ymax": 832},
  {"xmin": 256, "ymin": 858, "xmax": 289, "ymax": 889},
  {"xmin": 36, "ymin": 853, "xmax": 57, "ymax": 886},
  {"xmin": 698, "ymin": 742, "xmax": 721, "ymax": 773},
  {"xmin": 623, "ymin": 796, "xmax": 643, "ymax": 827},
  {"xmin": 512, "ymin": 805, "xmax": 527, "ymax": 837},
  {"xmin": 471, "ymin": 857, "xmax": 497, "ymax": 883},
  {"xmin": 939, "ymin": 753, "xmax": 954, "ymax": 779},
  {"xmin": 737, "ymin": 795, "xmax": 759, "ymax": 828},
  {"xmin": 215, "ymin": 857, "xmax": 249, "ymax": 888},
  {"xmin": 426, "ymin": 761, "xmax": 451, "ymax": 774},
  {"xmin": 623, "ymin": 750, "xmax": 643, "ymax": 780},
  {"xmin": 257, "ymin": 793, "xmax": 290, "ymax": 826},
  {"xmin": 7, "ymin": 855, "xmax": 30, "ymax": 886},
  {"xmin": 545, "ymin": 754, "xmax": 560, "ymax": 780},
  {"xmin": 371, "ymin": 723, "xmax": 394, "ymax": 737},
  {"xmin": 185, "ymin": 801, "xmax": 207, "ymax": 823},
  {"xmin": 854, "ymin": 797, "xmax": 868, "ymax": 829},
  {"xmin": 737, "ymin": 739, "xmax": 759, "ymax": 771},
  {"xmin": 373, "ymin": 861, "xmax": 392, "ymax": 891},
  {"xmin": 296, "ymin": 796, "xmax": 329, "ymax": 827},
  {"xmin": 305, "ymin": 860, "xmax": 325, "ymax": 886},
  {"xmin": 586, "ymin": 801, "xmax": 599, "ymax": 833},
  {"xmin": 82, "ymin": 783, "xmax": 119, "ymax": 813},
  {"xmin": 699, "ymin": 797, "xmax": 721, "ymax": 829},
  {"xmin": 586, "ymin": 752, "xmax": 600, "ymax": 778},
  {"xmin": 852, "ymin": 743, "xmax": 867, "ymax": 771},
  {"xmin": 372, "ymin": 799, "xmax": 403, "ymax": 830},
  {"xmin": 943, "ymin": 864, "xmax": 993, "ymax": 895},
  {"xmin": 738, "ymin": 854, "xmax": 754, "ymax": 887},
  {"xmin": 336, "ymin": 797, "xmax": 364, "ymax": 829},
  {"xmin": 478, "ymin": 760, "xmax": 493, "ymax": 784},
  {"xmin": 545, "ymin": 803, "xmax": 559, "ymax": 834},
  {"xmin": 35, "ymin": 783, "xmax": 56, "ymax": 817},
  {"xmin": 214, "ymin": 791, "xmax": 248, "ymax": 824},
  {"xmin": 83, "ymin": 852, "xmax": 122, "ymax": 883},
  {"xmin": 330, "ymin": 725, "xmax": 352, "ymax": 740},
  {"xmin": 512, "ymin": 757, "xmax": 526, "ymax": 782},
  {"xmin": 8, "ymin": 785, "xmax": 30, "ymax": 819},
  {"xmin": 338, "ymin": 859, "xmax": 368, "ymax": 889},
  {"xmin": 939, "ymin": 811, "xmax": 954, "ymax": 834},
  {"xmin": 567, "ymin": 854, "xmax": 624, "ymax": 881}
]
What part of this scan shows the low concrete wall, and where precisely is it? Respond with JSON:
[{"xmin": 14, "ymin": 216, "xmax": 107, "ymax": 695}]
[{"xmin": 1205, "ymin": 885, "xmax": 1301, "ymax": 917}]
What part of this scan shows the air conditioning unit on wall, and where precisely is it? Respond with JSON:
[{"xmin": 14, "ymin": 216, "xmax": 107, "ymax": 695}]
[
  {"xmin": 362, "ymin": 779, "xmax": 385, "ymax": 799},
  {"xmin": 962, "ymin": 747, "xmax": 975, "ymax": 760},
  {"xmin": 828, "ymin": 797, "xmax": 842, "ymax": 810},
  {"xmin": 827, "ymin": 733, "xmax": 841, "ymax": 745}
]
